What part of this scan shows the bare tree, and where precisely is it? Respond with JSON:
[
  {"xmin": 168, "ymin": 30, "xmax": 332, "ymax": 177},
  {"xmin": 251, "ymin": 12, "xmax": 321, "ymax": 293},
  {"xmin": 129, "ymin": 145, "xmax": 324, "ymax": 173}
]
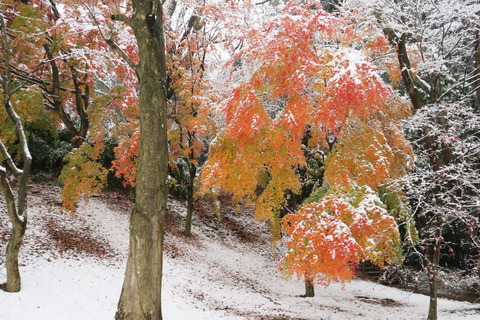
[{"xmin": 350, "ymin": 1, "xmax": 480, "ymax": 319}]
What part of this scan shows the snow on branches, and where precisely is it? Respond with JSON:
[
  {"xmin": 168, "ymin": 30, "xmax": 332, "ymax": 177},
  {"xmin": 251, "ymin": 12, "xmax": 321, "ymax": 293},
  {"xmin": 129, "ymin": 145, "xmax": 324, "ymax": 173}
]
[{"xmin": 401, "ymin": 102, "xmax": 480, "ymax": 251}]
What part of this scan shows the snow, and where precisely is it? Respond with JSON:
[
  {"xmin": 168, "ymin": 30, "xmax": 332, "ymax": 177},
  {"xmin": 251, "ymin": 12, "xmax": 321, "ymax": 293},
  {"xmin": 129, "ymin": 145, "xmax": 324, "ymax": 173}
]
[
  {"xmin": 328, "ymin": 48, "xmax": 371, "ymax": 87},
  {"xmin": 0, "ymin": 258, "xmax": 123, "ymax": 320},
  {"xmin": 1, "ymin": 187, "xmax": 479, "ymax": 320}
]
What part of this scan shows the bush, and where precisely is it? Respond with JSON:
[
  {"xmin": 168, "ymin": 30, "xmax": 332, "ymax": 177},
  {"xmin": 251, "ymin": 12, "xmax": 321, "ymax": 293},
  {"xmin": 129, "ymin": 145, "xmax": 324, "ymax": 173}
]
[
  {"xmin": 168, "ymin": 158, "xmax": 190, "ymax": 199},
  {"xmin": 28, "ymin": 127, "xmax": 72, "ymax": 175},
  {"xmin": 32, "ymin": 171, "xmax": 55, "ymax": 183},
  {"xmin": 99, "ymin": 138, "xmax": 128, "ymax": 190}
]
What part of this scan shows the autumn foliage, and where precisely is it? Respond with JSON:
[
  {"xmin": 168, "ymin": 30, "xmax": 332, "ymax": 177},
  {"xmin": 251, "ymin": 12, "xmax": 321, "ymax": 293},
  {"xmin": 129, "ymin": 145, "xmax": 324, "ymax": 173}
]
[
  {"xmin": 0, "ymin": 0, "xmax": 134, "ymax": 212},
  {"xmin": 2, "ymin": 0, "xmax": 415, "ymax": 289},
  {"xmin": 202, "ymin": 2, "xmax": 398, "ymax": 216},
  {"xmin": 200, "ymin": 0, "xmax": 413, "ymax": 283},
  {"xmin": 324, "ymin": 98, "xmax": 414, "ymax": 191},
  {"xmin": 282, "ymin": 187, "xmax": 401, "ymax": 286}
]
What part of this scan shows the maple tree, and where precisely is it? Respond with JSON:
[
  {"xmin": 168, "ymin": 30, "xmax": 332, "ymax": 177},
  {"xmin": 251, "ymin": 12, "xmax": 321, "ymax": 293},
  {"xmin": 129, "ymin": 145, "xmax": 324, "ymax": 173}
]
[
  {"xmin": 0, "ymin": 0, "xmax": 107, "ymax": 147},
  {"xmin": 200, "ymin": 0, "xmax": 413, "ymax": 294},
  {"xmin": 163, "ymin": 0, "xmax": 222, "ymax": 236},
  {"xmin": 0, "ymin": 0, "xmax": 130, "ymax": 213}
]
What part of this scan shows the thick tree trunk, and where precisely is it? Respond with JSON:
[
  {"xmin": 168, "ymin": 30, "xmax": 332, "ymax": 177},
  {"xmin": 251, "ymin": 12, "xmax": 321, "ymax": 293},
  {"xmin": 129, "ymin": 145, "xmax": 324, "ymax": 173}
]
[
  {"xmin": 115, "ymin": 1, "xmax": 168, "ymax": 319},
  {"xmin": 304, "ymin": 278, "xmax": 315, "ymax": 297},
  {"xmin": 183, "ymin": 164, "xmax": 196, "ymax": 237}
]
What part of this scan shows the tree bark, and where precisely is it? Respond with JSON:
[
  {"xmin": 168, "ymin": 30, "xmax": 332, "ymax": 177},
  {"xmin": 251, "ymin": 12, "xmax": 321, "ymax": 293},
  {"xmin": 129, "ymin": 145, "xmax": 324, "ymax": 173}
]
[
  {"xmin": 114, "ymin": 1, "xmax": 168, "ymax": 319},
  {"xmin": 0, "ymin": 9, "xmax": 32, "ymax": 293},
  {"xmin": 383, "ymin": 30, "xmax": 424, "ymax": 110},
  {"xmin": 303, "ymin": 278, "xmax": 315, "ymax": 297},
  {"xmin": 0, "ymin": 170, "xmax": 27, "ymax": 292},
  {"xmin": 427, "ymin": 239, "xmax": 441, "ymax": 320},
  {"xmin": 183, "ymin": 158, "xmax": 196, "ymax": 237},
  {"xmin": 474, "ymin": 28, "xmax": 480, "ymax": 108}
]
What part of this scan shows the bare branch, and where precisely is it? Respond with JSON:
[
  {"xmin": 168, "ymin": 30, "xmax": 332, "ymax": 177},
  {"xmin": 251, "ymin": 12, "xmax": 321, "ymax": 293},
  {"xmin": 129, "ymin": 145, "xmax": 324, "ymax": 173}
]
[
  {"xmin": 437, "ymin": 73, "xmax": 480, "ymax": 102},
  {"xmin": 0, "ymin": 140, "xmax": 23, "ymax": 175},
  {"xmin": 111, "ymin": 13, "xmax": 131, "ymax": 25},
  {"xmin": 105, "ymin": 38, "xmax": 138, "ymax": 73},
  {"xmin": 77, "ymin": 0, "xmax": 138, "ymax": 74},
  {"xmin": 48, "ymin": 0, "xmax": 61, "ymax": 20},
  {"xmin": 255, "ymin": 0, "xmax": 272, "ymax": 5}
]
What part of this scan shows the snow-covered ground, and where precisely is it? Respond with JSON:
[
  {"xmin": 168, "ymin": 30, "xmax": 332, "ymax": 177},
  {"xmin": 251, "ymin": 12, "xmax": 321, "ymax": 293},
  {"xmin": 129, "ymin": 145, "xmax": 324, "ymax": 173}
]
[{"xmin": 0, "ymin": 185, "xmax": 479, "ymax": 319}]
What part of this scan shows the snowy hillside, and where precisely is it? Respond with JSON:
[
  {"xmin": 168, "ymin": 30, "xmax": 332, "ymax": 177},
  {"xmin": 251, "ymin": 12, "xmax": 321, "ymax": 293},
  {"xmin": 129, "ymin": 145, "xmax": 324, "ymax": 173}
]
[{"xmin": 0, "ymin": 184, "xmax": 478, "ymax": 320}]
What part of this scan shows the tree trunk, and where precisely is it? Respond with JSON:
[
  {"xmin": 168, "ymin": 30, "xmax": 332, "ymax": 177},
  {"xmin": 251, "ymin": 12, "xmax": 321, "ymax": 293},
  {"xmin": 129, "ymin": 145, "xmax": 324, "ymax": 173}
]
[
  {"xmin": 0, "ymin": 12, "xmax": 32, "ymax": 293},
  {"xmin": 427, "ymin": 240, "xmax": 441, "ymax": 320},
  {"xmin": 304, "ymin": 278, "xmax": 315, "ymax": 297},
  {"xmin": 0, "ymin": 171, "xmax": 27, "ymax": 292},
  {"xmin": 183, "ymin": 164, "xmax": 196, "ymax": 237},
  {"xmin": 5, "ymin": 217, "xmax": 26, "ymax": 292},
  {"xmin": 115, "ymin": 1, "xmax": 168, "ymax": 319},
  {"xmin": 383, "ymin": 30, "xmax": 424, "ymax": 110},
  {"xmin": 474, "ymin": 28, "xmax": 480, "ymax": 108}
]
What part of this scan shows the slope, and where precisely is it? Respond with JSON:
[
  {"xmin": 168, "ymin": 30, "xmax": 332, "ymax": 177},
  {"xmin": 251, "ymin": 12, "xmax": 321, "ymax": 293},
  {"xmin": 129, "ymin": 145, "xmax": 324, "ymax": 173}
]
[{"xmin": 0, "ymin": 183, "xmax": 478, "ymax": 319}]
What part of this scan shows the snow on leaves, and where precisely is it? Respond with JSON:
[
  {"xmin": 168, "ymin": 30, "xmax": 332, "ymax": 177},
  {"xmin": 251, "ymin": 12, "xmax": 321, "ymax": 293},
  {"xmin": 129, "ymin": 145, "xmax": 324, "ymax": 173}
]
[
  {"xmin": 282, "ymin": 186, "xmax": 401, "ymax": 286},
  {"xmin": 200, "ymin": 0, "xmax": 413, "ymax": 284},
  {"xmin": 202, "ymin": 0, "xmax": 402, "ymax": 222},
  {"xmin": 321, "ymin": 48, "xmax": 392, "ymax": 130}
]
